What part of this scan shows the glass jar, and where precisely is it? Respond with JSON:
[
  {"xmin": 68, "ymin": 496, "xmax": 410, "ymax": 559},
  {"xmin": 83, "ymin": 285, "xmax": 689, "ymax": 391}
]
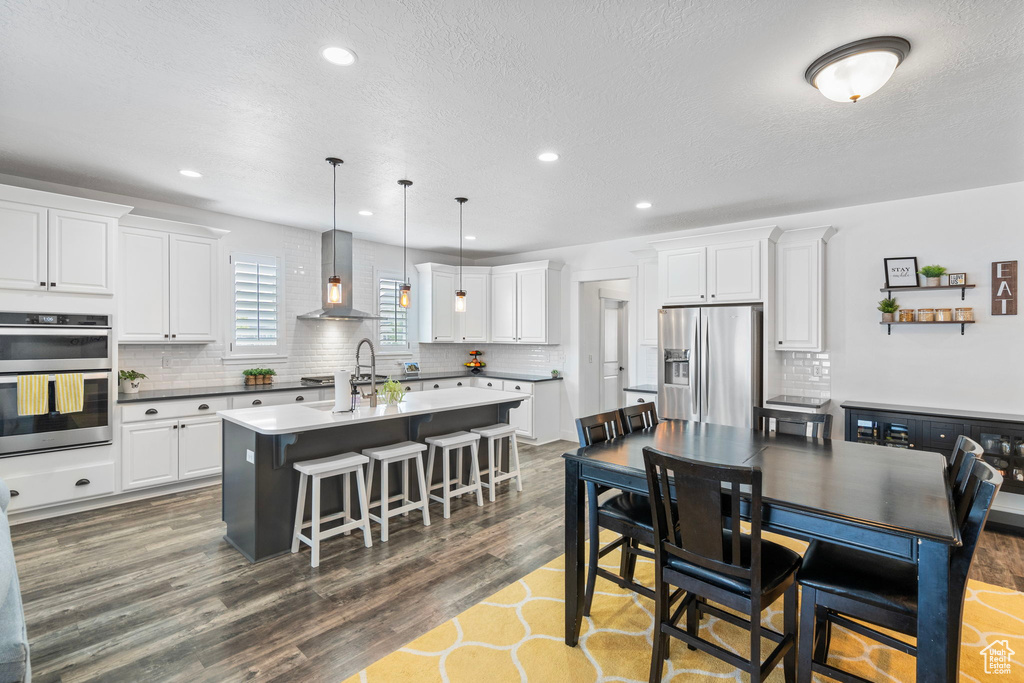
[
  {"xmin": 935, "ymin": 308, "xmax": 953, "ymax": 321},
  {"xmin": 953, "ymin": 307, "xmax": 974, "ymax": 321},
  {"xmin": 917, "ymin": 308, "xmax": 936, "ymax": 322},
  {"xmin": 898, "ymin": 309, "xmax": 915, "ymax": 322}
]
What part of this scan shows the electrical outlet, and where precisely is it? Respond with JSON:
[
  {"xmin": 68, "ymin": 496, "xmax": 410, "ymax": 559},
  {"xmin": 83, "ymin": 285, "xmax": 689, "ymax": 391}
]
[
  {"xmin": 812, "ymin": 365, "xmax": 822, "ymax": 377},
  {"xmin": 162, "ymin": 356, "xmax": 172, "ymax": 369}
]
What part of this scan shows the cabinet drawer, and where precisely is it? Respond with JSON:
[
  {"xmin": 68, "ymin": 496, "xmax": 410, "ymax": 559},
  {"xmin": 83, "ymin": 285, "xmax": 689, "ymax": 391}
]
[
  {"xmin": 6, "ymin": 461, "xmax": 116, "ymax": 511},
  {"xmin": 400, "ymin": 381, "xmax": 422, "ymax": 393},
  {"xmin": 925, "ymin": 422, "xmax": 966, "ymax": 451},
  {"xmin": 624, "ymin": 391, "xmax": 657, "ymax": 406},
  {"xmin": 474, "ymin": 378, "xmax": 501, "ymax": 389},
  {"xmin": 425, "ymin": 379, "xmax": 466, "ymax": 390},
  {"xmin": 230, "ymin": 390, "xmax": 321, "ymax": 408},
  {"xmin": 122, "ymin": 397, "xmax": 229, "ymax": 422},
  {"xmin": 503, "ymin": 381, "xmax": 534, "ymax": 394}
]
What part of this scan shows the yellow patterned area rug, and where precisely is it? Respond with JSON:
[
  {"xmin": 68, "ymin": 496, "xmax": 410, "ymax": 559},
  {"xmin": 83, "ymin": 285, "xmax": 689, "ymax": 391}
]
[{"xmin": 344, "ymin": 534, "xmax": 1024, "ymax": 682}]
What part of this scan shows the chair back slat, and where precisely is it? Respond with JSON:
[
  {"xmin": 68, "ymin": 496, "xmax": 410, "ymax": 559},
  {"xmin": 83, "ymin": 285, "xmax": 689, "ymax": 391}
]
[
  {"xmin": 949, "ymin": 435, "xmax": 984, "ymax": 496},
  {"xmin": 753, "ymin": 406, "xmax": 832, "ymax": 439},
  {"xmin": 643, "ymin": 447, "xmax": 762, "ymax": 591},
  {"xmin": 575, "ymin": 411, "xmax": 624, "ymax": 447},
  {"xmin": 620, "ymin": 402, "xmax": 659, "ymax": 434},
  {"xmin": 950, "ymin": 459, "xmax": 1002, "ymax": 606}
]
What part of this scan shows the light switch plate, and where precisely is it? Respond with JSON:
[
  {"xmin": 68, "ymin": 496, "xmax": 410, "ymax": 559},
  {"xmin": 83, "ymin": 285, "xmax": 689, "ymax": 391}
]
[
  {"xmin": 246, "ymin": 449, "xmax": 255, "ymax": 464},
  {"xmin": 162, "ymin": 356, "xmax": 172, "ymax": 369}
]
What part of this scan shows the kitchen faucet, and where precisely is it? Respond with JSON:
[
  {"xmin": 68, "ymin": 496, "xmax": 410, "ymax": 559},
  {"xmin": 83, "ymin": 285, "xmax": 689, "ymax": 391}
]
[{"xmin": 354, "ymin": 338, "xmax": 377, "ymax": 408}]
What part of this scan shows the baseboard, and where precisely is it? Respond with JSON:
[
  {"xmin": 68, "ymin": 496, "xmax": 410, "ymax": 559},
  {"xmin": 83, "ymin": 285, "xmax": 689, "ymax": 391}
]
[{"xmin": 8, "ymin": 477, "xmax": 220, "ymax": 525}]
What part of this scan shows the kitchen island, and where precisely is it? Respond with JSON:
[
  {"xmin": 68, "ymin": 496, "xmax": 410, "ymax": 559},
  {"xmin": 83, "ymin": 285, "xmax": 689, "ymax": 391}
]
[{"xmin": 218, "ymin": 387, "xmax": 526, "ymax": 562}]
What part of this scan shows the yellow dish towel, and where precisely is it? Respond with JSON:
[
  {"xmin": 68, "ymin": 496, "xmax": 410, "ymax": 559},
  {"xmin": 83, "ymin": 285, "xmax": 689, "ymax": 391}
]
[
  {"xmin": 17, "ymin": 375, "xmax": 49, "ymax": 416},
  {"xmin": 55, "ymin": 373, "xmax": 84, "ymax": 414}
]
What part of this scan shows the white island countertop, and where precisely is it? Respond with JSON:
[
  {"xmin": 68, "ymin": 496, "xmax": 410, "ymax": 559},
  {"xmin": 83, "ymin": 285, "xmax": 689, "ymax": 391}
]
[{"xmin": 218, "ymin": 387, "xmax": 528, "ymax": 436}]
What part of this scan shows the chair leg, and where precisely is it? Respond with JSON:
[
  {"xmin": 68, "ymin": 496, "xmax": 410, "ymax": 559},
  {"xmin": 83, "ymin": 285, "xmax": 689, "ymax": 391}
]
[
  {"xmin": 487, "ymin": 437, "xmax": 497, "ymax": 502},
  {"xmin": 509, "ymin": 434, "xmax": 523, "ymax": 491},
  {"xmin": 749, "ymin": 598, "xmax": 762, "ymax": 683},
  {"xmin": 355, "ymin": 465, "xmax": 372, "ymax": 548},
  {"xmin": 402, "ymin": 458, "xmax": 410, "ymax": 517},
  {"xmin": 649, "ymin": 569, "xmax": 668, "ymax": 683},
  {"xmin": 310, "ymin": 475, "xmax": 322, "ymax": 568},
  {"xmin": 814, "ymin": 605, "xmax": 831, "ymax": 662},
  {"xmin": 469, "ymin": 441, "xmax": 484, "ymax": 506},
  {"xmin": 583, "ymin": 482, "xmax": 599, "ymax": 617},
  {"xmin": 784, "ymin": 582, "xmax": 798, "ymax": 683},
  {"xmin": 441, "ymin": 448, "xmax": 451, "ymax": 519},
  {"xmin": 342, "ymin": 471, "xmax": 352, "ymax": 536},
  {"xmin": 415, "ymin": 451, "xmax": 431, "ymax": 527},
  {"xmin": 624, "ymin": 538, "xmax": 639, "ymax": 584},
  {"xmin": 291, "ymin": 472, "xmax": 308, "ymax": 553},
  {"xmin": 379, "ymin": 461, "xmax": 390, "ymax": 543},
  {"xmin": 619, "ymin": 536, "xmax": 632, "ymax": 579},
  {"xmin": 798, "ymin": 586, "xmax": 816, "ymax": 683},
  {"xmin": 686, "ymin": 597, "xmax": 698, "ymax": 650}
]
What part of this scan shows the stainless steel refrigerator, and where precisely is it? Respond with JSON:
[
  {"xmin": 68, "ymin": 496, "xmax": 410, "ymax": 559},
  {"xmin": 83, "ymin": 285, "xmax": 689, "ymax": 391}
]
[{"xmin": 658, "ymin": 305, "xmax": 762, "ymax": 428}]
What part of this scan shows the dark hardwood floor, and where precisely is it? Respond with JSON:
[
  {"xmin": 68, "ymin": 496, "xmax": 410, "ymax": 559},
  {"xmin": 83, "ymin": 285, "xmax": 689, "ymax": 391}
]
[{"xmin": 11, "ymin": 439, "xmax": 1024, "ymax": 682}]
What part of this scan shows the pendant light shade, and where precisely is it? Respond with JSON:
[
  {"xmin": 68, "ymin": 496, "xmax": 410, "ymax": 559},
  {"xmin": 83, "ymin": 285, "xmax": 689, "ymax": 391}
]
[
  {"xmin": 398, "ymin": 179, "xmax": 413, "ymax": 308},
  {"xmin": 455, "ymin": 197, "xmax": 468, "ymax": 313},
  {"xmin": 805, "ymin": 37, "xmax": 910, "ymax": 103},
  {"xmin": 326, "ymin": 157, "xmax": 344, "ymax": 304}
]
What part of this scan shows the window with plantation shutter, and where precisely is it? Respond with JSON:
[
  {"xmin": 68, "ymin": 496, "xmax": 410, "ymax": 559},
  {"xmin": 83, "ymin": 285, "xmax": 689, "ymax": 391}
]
[
  {"xmin": 230, "ymin": 253, "xmax": 282, "ymax": 356},
  {"xmin": 378, "ymin": 275, "xmax": 409, "ymax": 349}
]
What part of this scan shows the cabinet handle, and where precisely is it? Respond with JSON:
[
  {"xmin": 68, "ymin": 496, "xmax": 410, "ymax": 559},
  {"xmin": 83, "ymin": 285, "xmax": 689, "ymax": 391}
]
[
  {"xmin": 939, "ymin": 433, "xmax": 946, "ymax": 438},
  {"xmin": 638, "ymin": 398, "xmax": 645, "ymax": 403},
  {"xmin": 145, "ymin": 408, "xmax": 158, "ymax": 415},
  {"xmin": 909, "ymin": 443, "xmax": 915, "ymax": 448},
  {"xmin": 173, "ymin": 424, "xmax": 178, "ymax": 429},
  {"xmin": 198, "ymin": 404, "xmax": 209, "ymax": 410},
  {"xmin": 50, "ymin": 282, "xmax": 56, "ymax": 287},
  {"xmin": 457, "ymin": 382, "xmax": 463, "ymax": 386},
  {"xmin": 252, "ymin": 399, "xmax": 262, "ymax": 405},
  {"xmin": 75, "ymin": 478, "xmax": 90, "ymax": 486},
  {"xmin": 171, "ymin": 334, "xmax": 177, "ymax": 339},
  {"xmin": 710, "ymin": 294, "xmax": 715, "ymax": 298},
  {"xmin": 405, "ymin": 386, "xmax": 412, "ymax": 391},
  {"xmin": 487, "ymin": 382, "xmax": 493, "ymax": 387},
  {"xmin": 164, "ymin": 334, "xmax": 169, "ymax": 339},
  {"xmin": 10, "ymin": 490, "xmax": 18, "ymax": 497},
  {"xmin": 700, "ymin": 295, "xmax": 705, "ymax": 299},
  {"xmin": 515, "ymin": 385, "xmax": 521, "ymax": 390},
  {"xmin": 295, "ymin": 396, "xmax": 304, "ymax": 401},
  {"xmin": 433, "ymin": 384, "xmax": 440, "ymax": 389},
  {"xmin": 39, "ymin": 281, "xmax": 45, "ymax": 287}
]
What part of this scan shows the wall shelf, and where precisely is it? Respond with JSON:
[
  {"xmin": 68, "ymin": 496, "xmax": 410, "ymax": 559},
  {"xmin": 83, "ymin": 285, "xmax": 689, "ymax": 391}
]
[
  {"xmin": 880, "ymin": 284, "xmax": 975, "ymax": 300},
  {"xmin": 880, "ymin": 320, "xmax": 975, "ymax": 335}
]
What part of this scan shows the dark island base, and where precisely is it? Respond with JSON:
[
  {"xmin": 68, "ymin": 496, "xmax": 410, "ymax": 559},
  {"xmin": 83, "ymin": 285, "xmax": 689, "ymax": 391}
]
[{"xmin": 223, "ymin": 401, "xmax": 519, "ymax": 562}]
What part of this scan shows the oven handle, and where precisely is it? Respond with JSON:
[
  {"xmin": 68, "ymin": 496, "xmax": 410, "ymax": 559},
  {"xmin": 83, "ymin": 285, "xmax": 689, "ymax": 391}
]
[
  {"xmin": 0, "ymin": 328, "xmax": 110, "ymax": 336},
  {"xmin": 0, "ymin": 371, "xmax": 111, "ymax": 383}
]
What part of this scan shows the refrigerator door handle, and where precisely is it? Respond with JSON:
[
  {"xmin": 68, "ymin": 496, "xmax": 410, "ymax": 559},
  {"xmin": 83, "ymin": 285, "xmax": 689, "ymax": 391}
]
[{"xmin": 703, "ymin": 311, "xmax": 711, "ymax": 421}]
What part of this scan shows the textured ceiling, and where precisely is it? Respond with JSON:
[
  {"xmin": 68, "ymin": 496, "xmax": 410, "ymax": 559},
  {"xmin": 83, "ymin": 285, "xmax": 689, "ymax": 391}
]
[{"xmin": 1, "ymin": 0, "xmax": 1022, "ymax": 257}]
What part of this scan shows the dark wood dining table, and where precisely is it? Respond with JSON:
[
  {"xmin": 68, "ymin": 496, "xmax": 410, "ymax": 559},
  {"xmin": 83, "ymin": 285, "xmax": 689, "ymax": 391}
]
[{"xmin": 563, "ymin": 420, "xmax": 962, "ymax": 683}]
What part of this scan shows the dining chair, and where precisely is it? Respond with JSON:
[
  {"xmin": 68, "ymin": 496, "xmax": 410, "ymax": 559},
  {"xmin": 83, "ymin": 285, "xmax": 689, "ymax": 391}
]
[
  {"xmin": 796, "ymin": 458, "xmax": 1003, "ymax": 683},
  {"xmin": 753, "ymin": 407, "xmax": 832, "ymax": 439},
  {"xmin": 620, "ymin": 402, "xmax": 659, "ymax": 433},
  {"xmin": 949, "ymin": 434, "xmax": 984, "ymax": 494},
  {"xmin": 642, "ymin": 447, "xmax": 801, "ymax": 683},
  {"xmin": 575, "ymin": 411, "xmax": 656, "ymax": 617}
]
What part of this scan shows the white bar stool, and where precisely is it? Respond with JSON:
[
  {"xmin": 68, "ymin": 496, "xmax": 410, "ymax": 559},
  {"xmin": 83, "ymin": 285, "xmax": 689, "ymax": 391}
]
[
  {"xmin": 363, "ymin": 441, "xmax": 431, "ymax": 542},
  {"xmin": 291, "ymin": 452, "xmax": 372, "ymax": 568},
  {"xmin": 470, "ymin": 423, "xmax": 523, "ymax": 502},
  {"xmin": 425, "ymin": 431, "xmax": 484, "ymax": 518}
]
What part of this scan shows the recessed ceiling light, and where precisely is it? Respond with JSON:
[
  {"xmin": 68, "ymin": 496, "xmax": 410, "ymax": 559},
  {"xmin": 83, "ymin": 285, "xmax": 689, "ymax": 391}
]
[
  {"xmin": 636, "ymin": 202, "xmax": 652, "ymax": 209},
  {"xmin": 537, "ymin": 152, "xmax": 559, "ymax": 162},
  {"xmin": 358, "ymin": 210, "xmax": 373, "ymax": 216},
  {"xmin": 464, "ymin": 235, "xmax": 476, "ymax": 240},
  {"xmin": 322, "ymin": 46, "xmax": 357, "ymax": 66},
  {"xmin": 805, "ymin": 36, "xmax": 910, "ymax": 103},
  {"xmin": 179, "ymin": 169, "xmax": 202, "ymax": 178}
]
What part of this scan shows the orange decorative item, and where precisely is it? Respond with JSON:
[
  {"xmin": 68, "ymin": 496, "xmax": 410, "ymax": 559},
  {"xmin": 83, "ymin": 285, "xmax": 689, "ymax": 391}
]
[{"xmin": 464, "ymin": 350, "xmax": 486, "ymax": 374}]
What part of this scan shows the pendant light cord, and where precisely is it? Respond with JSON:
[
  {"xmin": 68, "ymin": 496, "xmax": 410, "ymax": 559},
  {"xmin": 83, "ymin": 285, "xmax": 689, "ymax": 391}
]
[
  {"xmin": 332, "ymin": 161, "xmax": 337, "ymax": 277},
  {"xmin": 403, "ymin": 183, "xmax": 408, "ymax": 284},
  {"xmin": 459, "ymin": 201, "xmax": 463, "ymax": 289}
]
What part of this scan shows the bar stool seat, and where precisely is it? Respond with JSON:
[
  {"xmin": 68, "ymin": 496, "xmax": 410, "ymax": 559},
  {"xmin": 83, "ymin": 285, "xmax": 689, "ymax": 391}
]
[
  {"xmin": 363, "ymin": 441, "xmax": 431, "ymax": 542},
  {"xmin": 425, "ymin": 431, "xmax": 484, "ymax": 518},
  {"xmin": 291, "ymin": 452, "xmax": 372, "ymax": 568},
  {"xmin": 470, "ymin": 423, "xmax": 523, "ymax": 502}
]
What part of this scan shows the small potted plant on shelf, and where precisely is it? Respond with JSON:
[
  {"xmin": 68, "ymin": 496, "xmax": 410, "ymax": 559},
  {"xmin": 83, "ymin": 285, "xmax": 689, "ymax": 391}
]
[
  {"xmin": 119, "ymin": 370, "xmax": 147, "ymax": 394},
  {"xmin": 877, "ymin": 297, "xmax": 899, "ymax": 323},
  {"xmin": 918, "ymin": 264, "xmax": 946, "ymax": 287},
  {"xmin": 551, "ymin": 369, "xmax": 560, "ymax": 378}
]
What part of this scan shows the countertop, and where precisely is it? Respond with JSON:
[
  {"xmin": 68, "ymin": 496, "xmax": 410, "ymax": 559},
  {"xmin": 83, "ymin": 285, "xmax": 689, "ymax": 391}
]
[
  {"xmin": 765, "ymin": 395, "xmax": 831, "ymax": 410},
  {"xmin": 218, "ymin": 387, "xmax": 527, "ymax": 435},
  {"xmin": 840, "ymin": 400, "xmax": 1024, "ymax": 425},
  {"xmin": 623, "ymin": 384, "xmax": 658, "ymax": 394},
  {"xmin": 117, "ymin": 370, "xmax": 563, "ymax": 404}
]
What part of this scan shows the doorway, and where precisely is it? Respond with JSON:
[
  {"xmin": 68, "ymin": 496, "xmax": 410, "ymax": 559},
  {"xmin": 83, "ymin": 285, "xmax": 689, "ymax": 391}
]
[
  {"xmin": 600, "ymin": 297, "xmax": 627, "ymax": 411},
  {"xmin": 578, "ymin": 278, "xmax": 631, "ymax": 416}
]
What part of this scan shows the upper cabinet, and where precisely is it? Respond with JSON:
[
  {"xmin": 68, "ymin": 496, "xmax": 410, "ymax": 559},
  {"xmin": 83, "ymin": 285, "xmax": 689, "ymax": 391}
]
[
  {"xmin": 0, "ymin": 184, "xmax": 131, "ymax": 295},
  {"xmin": 458, "ymin": 267, "xmax": 490, "ymax": 343},
  {"xmin": 119, "ymin": 215, "xmax": 227, "ymax": 344},
  {"xmin": 659, "ymin": 246, "xmax": 706, "ymax": 305},
  {"xmin": 633, "ymin": 253, "xmax": 659, "ymax": 346},
  {"xmin": 707, "ymin": 241, "xmax": 760, "ymax": 302},
  {"xmin": 416, "ymin": 263, "xmax": 457, "ymax": 343},
  {"xmin": 775, "ymin": 226, "xmax": 835, "ymax": 352}
]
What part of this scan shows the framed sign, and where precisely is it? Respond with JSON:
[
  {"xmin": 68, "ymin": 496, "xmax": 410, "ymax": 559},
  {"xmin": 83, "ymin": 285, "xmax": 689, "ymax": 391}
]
[
  {"xmin": 884, "ymin": 257, "xmax": 919, "ymax": 288},
  {"xmin": 948, "ymin": 273, "xmax": 967, "ymax": 286},
  {"xmin": 993, "ymin": 261, "xmax": 1017, "ymax": 315}
]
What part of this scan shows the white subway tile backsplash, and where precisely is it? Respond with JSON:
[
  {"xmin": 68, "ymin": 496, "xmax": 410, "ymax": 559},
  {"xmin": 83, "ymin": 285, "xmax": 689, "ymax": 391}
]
[{"xmin": 778, "ymin": 351, "xmax": 832, "ymax": 399}]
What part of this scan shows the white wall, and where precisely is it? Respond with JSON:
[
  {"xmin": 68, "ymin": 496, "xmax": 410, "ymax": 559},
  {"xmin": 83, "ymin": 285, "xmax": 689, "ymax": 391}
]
[{"xmin": 478, "ymin": 181, "xmax": 1024, "ymax": 436}]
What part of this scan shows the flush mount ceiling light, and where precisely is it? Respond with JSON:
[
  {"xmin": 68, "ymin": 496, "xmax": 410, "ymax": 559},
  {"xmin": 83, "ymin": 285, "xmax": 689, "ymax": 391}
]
[
  {"xmin": 321, "ymin": 46, "xmax": 357, "ymax": 66},
  {"xmin": 537, "ymin": 152, "xmax": 559, "ymax": 162},
  {"xmin": 636, "ymin": 202, "xmax": 652, "ymax": 209},
  {"xmin": 179, "ymin": 169, "xmax": 202, "ymax": 178},
  {"xmin": 358, "ymin": 210, "xmax": 373, "ymax": 216},
  {"xmin": 805, "ymin": 36, "xmax": 911, "ymax": 103},
  {"xmin": 325, "ymin": 157, "xmax": 344, "ymax": 304}
]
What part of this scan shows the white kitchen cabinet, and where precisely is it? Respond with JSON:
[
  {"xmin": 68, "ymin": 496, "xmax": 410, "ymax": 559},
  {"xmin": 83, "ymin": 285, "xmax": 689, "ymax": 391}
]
[
  {"xmin": 636, "ymin": 256, "xmax": 659, "ymax": 346},
  {"xmin": 424, "ymin": 378, "xmax": 468, "ymax": 390},
  {"xmin": 708, "ymin": 241, "xmax": 760, "ymax": 302},
  {"xmin": 624, "ymin": 391, "xmax": 658, "ymax": 409},
  {"xmin": 0, "ymin": 199, "xmax": 48, "ymax": 291},
  {"xmin": 122, "ymin": 419, "xmax": 179, "ymax": 490},
  {"xmin": 400, "ymin": 381, "xmax": 422, "ymax": 393},
  {"xmin": 415, "ymin": 263, "xmax": 457, "ymax": 342},
  {"xmin": 472, "ymin": 377, "xmax": 501, "ymax": 390},
  {"xmin": 775, "ymin": 226, "xmax": 835, "ymax": 352},
  {"xmin": 229, "ymin": 389, "xmax": 324, "ymax": 409},
  {"xmin": 490, "ymin": 261, "xmax": 562, "ymax": 345},
  {"xmin": 457, "ymin": 268, "xmax": 490, "ymax": 342},
  {"xmin": 178, "ymin": 416, "xmax": 223, "ymax": 480},
  {"xmin": 476, "ymin": 379, "xmax": 560, "ymax": 444},
  {"xmin": 490, "ymin": 271, "xmax": 518, "ymax": 343},
  {"xmin": 47, "ymin": 209, "xmax": 116, "ymax": 294},
  {"xmin": 118, "ymin": 216, "xmax": 227, "ymax": 344},
  {"xmin": 659, "ymin": 246, "xmax": 706, "ymax": 305}
]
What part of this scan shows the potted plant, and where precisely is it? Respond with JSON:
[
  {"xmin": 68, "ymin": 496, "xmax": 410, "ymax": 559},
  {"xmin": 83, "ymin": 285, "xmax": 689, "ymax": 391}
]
[
  {"xmin": 551, "ymin": 369, "xmax": 560, "ymax": 378},
  {"xmin": 918, "ymin": 264, "xmax": 946, "ymax": 287},
  {"xmin": 263, "ymin": 368, "xmax": 277, "ymax": 385},
  {"xmin": 243, "ymin": 369, "xmax": 258, "ymax": 385},
  {"xmin": 877, "ymin": 297, "xmax": 900, "ymax": 322},
  {"xmin": 377, "ymin": 378, "xmax": 406, "ymax": 407},
  {"xmin": 119, "ymin": 370, "xmax": 147, "ymax": 394}
]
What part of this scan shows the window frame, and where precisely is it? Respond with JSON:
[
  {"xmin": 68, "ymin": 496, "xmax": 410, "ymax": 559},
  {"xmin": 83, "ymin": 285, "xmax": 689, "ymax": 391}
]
[
  {"xmin": 224, "ymin": 251, "xmax": 286, "ymax": 361},
  {"xmin": 376, "ymin": 268, "xmax": 412, "ymax": 356}
]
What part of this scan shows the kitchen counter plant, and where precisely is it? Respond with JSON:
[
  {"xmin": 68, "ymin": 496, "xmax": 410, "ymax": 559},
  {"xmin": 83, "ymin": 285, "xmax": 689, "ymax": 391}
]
[
  {"xmin": 877, "ymin": 297, "xmax": 900, "ymax": 323},
  {"xmin": 377, "ymin": 379, "xmax": 407, "ymax": 406},
  {"xmin": 918, "ymin": 264, "xmax": 946, "ymax": 287},
  {"xmin": 119, "ymin": 370, "xmax": 148, "ymax": 394},
  {"xmin": 244, "ymin": 368, "xmax": 277, "ymax": 385}
]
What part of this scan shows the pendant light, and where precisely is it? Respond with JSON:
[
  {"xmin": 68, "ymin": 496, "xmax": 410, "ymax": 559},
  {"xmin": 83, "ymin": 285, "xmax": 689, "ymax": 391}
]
[
  {"xmin": 805, "ymin": 37, "xmax": 911, "ymax": 103},
  {"xmin": 326, "ymin": 157, "xmax": 343, "ymax": 304},
  {"xmin": 454, "ymin": 197, "xmax": 468, "ymax": 313},
  {"xmin": 398, "ymin": 179, "xmax": 413, "ymax": 308}
]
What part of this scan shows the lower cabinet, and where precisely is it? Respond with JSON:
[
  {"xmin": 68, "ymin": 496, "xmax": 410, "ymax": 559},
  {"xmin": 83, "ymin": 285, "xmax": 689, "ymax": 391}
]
[
  {"xmin": 121, "ymin": 419, "xmax": 180, "ymax": 490},
  {"xmin": 0, "ymin": 449, "xmax": 116, "ymax": 513},
  {"xmin": 178, "ymin": 416, "xmax": 223, "ymax": 479},
  {"xmin": 624, "ymin": 391, "xmax": 658, "ymax": 409},
  {"xmin": 473, "ymin": 379, "xmax": 560, "ymax": 443}
]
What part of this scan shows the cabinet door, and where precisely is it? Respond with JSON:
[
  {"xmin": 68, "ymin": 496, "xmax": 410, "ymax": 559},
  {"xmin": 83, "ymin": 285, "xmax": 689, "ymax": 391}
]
[
  {"xmin": 970, "ymin": 424, "xmax": 1024, "ymax": 494},
  {"xmin": 507, "ymin": 395, "xmax": 534, "ymax": 438},
  {"xmin": 122, "ymin": 420, "xmax": 179, "ymax": 490},
  {"xmin": 516, "ymin": 269, "xmax": 548, "ymax": 343},
  {"xmin": 169, "ymin": 234, "xmax": 218, "ymax": 342},
  {"xmin": 490, "ymin": 271, "xmax": 519, "ymax": 343},
  {"xmin": 659, "ymin": 247, "xmax": 706, "ymax": 305},
  {"xmin": 429, "ymin": 269, "xmax": 456, "ymax": 342},
  {"xmin": 638, "ymin": 258, "xmax": 659, "ymax": 346},
  {"xmin": 776, "ymin": 239, "xmax": 822, "ymax": 351},
  {"xmin": 708, "ymin": 241, "xmax": 760, "ymax": 302},
  {"xmin": 0, "ymin": 200, "xmax": 48, "ymax": 292},
  {"xmin": 458, "ymin": 272, "xmax": 489, "ymax": 342},
  {"xmin": 47, "ymin": 209, "xmax": 115, "ymax": 294},
  {"xmin": 847, "ymin": 412, "xmax": 920, "ymax": 449},
  {"xmin": 178, "ymin": 416, "xmax": 222, "ymax": 479},
  {"xmin": 119, "ymin": 228, "xmax": 170, "ymax": 342}
]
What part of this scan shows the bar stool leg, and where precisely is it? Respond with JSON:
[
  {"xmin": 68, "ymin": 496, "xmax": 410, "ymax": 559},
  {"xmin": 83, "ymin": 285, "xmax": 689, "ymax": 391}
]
[
  {"xmin": 355, "ymin": 464, "xmax": 372, "ymax": 549},
  {"xmin": 342, "ymin": 471, "xmax": 352, "ymax": 536},
  {"xmin": 311, "ymin": 474, "xmax": 322, "ymax": 568},
  {"xmin": 509, "ymin": 434, "xmax": 523, "ymax": 492},
  {"xmin": 291, "ymin": 472, "xmax": 308, "ymax": 554},
  {"xmin": 469, "ymin": 440, "xmax": 484, "ymax": 506},
  {"xmin": 414, "ymin": 452, "xmax": 431, "ymax": 527},
  {"xmin": 456, "ymin": 448, "xmax": 464, "ymax": 497},
  {"xmin": 487, "ymin": 436, "xmax": 497, "ymax": 502},
  {"xmin": 441, "ymin": 446, "xmax": 451, "ymax": 519},
  {"xmin": 379, "ymin": 460, "xmax": 390, "ymax": 543},
  {"xmin": 426, "ymin": 444, "xmax": 436, "ymax": 493},
  {"xmin": 402, "ymin": 459, "xmax": 410, "ymax": 517}
]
